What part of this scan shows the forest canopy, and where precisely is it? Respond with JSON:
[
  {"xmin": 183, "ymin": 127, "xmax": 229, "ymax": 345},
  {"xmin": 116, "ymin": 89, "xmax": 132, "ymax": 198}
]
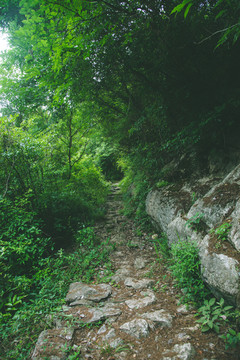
[{"xmin": 0, "ymin": 0, "xmax": 239, "ymax": 243}]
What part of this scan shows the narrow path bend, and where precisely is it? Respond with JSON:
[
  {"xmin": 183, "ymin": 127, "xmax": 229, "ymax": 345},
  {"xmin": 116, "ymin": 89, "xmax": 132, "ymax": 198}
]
[{"xmin": 32, "ymin": 184, "xmax": 238, "ymax": 360}]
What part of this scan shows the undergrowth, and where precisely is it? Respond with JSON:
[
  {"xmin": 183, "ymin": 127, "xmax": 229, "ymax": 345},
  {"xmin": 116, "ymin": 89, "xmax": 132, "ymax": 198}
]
[
  {"xmin": 0, "ymin": 227, "xmax": 114, "ymax": 360},
  {"xmin": 151, "ymin": 234, "xmax": 240, "ymax": 350}
]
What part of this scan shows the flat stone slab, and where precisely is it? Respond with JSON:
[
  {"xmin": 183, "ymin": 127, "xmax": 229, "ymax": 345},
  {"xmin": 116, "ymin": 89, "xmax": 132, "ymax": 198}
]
[
  {"xmin": 31, "ymin": 328, "xmax": 74, "ymax": 360},
  {"xmin": 162, "ymin": 343, "xmax": 196, "ymax": 360},
  {"xmin": 120, "ymin": 318, "xmax": 150, "ymax": 339},
  {"xmin": 111, "ymin": 267, "xmax": 132, "ymax": 283},
  {"xmin": 134, "ymin": 257, "xmax": 147, "ymax": 269},
  {"xmin": 124, "ymin": 277, "xmax": 154, "ymax": 290},
  {"xmin": 65, "ymin": 282, "xmax": 112, "ymax": 305},
  {"xmin": 142, "ymin": 310, "xmax": 172, "ymax": 328},
  {"xmin": 63, "ymin": 303, "xmax": 122, "ymax": 324},
  {"xmin": 125, "ymin": 290, "xmax": 156, "ymax": 309}
]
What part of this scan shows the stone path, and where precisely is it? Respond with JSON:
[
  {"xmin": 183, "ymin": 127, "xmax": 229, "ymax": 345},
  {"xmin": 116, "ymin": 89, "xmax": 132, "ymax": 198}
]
[{"xmin": 32, "ymin": 184, "xmax": 239, "ymax": 360}]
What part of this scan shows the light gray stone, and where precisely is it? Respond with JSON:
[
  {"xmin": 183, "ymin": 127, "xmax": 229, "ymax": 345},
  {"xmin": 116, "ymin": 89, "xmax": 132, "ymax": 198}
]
[
  {"xmin": 230, "ymin": 199, "xmax": 240, "ymax": 251},
  {"xmin": 200, "ymin": 250, "xmax": 240, "ymax": 305},
  {"xmin": 125, "ymin": 291, "xmax": 156, "ymax": 309},
  {"xmin": 163, "ymin": 343, "xmax": 195, "ymax": 360},
  {"xmin": 172, "ymin": 343, "xmax": 196, "ymax": 360},
  {"xmin": 124, "ymin": 277, "xmax": 154, "ymax": 290},
  {"xmin": 120, "ymin": 318, "xmax": 150, "ymax": 339},
  {"xmin": 32, "ymin": 328, "xmax": 74, "ymax": 360},
  {"xmin": 177, "ymin": 332, "xmax": 191, "ymax": 341},
  {"xmin": 134, "ymin": 257, "xmax": 147, "ymax": 269},
  {"xmin": 187, "ymin": 164, "xmax": 240, "ymax": 229},
  {"xmin": 142, "ymin": 310, "xmax": 172, "ymax": 328},
  {"xmin": 167, "ymin": 216, "xmax": 203, "ymax": 247},
  {"xmin": 86, "ymin": 304, "xmax": 122, "ymax": 323},
  {"xmin": 146, "ymin": 188, "xmax": 192, "ymax": 233},
  {"xmin": 109, "ymin": 338, "xmax": 124, "ymax": 349},
  {"xmin": 65, "ymin": 283, "xmax": 112, "ymax": 305},
  {"xmin": 111, "ymin": 268, "xmax": 132, "ymax": 283},
  {"xmin": 177, "ymin": 305, "xmax": 189, "ymax": 314},
  {"xmin": 97, "ymin": 324, "xmax": 107, "ymax": 334},
  {"xmin": 184, "ymin": 325, "xmax": 200, "ymax": 332},
  {"xmin": 62, "ymin": 303, "xmax": 122, "ymax": 324}
]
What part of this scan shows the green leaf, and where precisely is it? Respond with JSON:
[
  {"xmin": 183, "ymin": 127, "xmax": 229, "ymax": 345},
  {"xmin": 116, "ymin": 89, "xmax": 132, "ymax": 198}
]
[
  {"xmin": 171, "ymin": 0, "xmax": 191, "ymax": 14},
  {"xmin": 219, "ymin": 298, "xmax": 224, "ymax": 306},
  {"xmin": 213, "ymin": 324, "xmax": 220, "ymax": 333},
  {"xmin": 202, "ymin": 325, "xmax": 210, "ymax": 332},
  {"xmin": 209, "ymin": 298, "xmax": 216, "ymax": 306},
  {"xmin": 184, "ymin": 3, "xmax": 193, "ymax": 18}
]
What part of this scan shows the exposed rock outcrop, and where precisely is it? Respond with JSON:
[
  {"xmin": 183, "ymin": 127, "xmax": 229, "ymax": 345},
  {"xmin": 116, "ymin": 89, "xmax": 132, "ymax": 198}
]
[{"xmin": 146, "ymin": 163, "xmax": 240, "ymax": 306}]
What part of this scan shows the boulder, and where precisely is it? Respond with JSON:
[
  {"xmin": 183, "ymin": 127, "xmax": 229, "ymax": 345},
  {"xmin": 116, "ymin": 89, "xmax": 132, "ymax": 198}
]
[
  {"xmin": 200, "ymin": 245, "xmax": 240, "ymax": 305},
  {"xmin": 146, "ymin": 186, "xmax": 192, "ymax": 233},
  {"xmin": 146, "ymin": 163, "xmax": 240, "ymax": 306}
]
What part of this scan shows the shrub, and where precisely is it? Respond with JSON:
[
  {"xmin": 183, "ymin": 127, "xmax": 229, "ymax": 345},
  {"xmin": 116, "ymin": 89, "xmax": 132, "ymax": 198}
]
[
  {"xmin": 196, "ymin": 297, "xmax": 233, "ymax": 333},
  {"xmin": 0, "ymin": 226, "xmax": 114, "ymax": 359},
  {"xmin": 170, "ymin": 239, "xmax": 209, "ymax": 304},
  {"xmin": 0, "ymin": 194, "xmax": 52, "ymax": 317}
]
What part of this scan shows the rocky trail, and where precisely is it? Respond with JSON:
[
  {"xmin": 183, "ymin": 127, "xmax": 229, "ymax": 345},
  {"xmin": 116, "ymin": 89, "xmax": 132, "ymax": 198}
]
[{"xmin": 32, "ymin": 185, "xmax": 239, "ymax": 360}]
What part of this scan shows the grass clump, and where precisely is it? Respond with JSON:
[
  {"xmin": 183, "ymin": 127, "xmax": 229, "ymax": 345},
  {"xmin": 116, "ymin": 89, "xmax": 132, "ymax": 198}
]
[{"xmin": 169, "ymin": 239, "xmax": 210, "ymax": 305}]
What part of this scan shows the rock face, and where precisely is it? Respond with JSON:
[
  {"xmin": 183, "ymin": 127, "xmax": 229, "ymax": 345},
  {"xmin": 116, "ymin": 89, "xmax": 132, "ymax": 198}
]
[{"xmin": 146, "ymin": 163, "xmax": 240, "ymax": 306}]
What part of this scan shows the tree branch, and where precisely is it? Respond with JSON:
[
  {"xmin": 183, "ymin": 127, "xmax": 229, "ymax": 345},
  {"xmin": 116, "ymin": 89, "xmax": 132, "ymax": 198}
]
[
  {"xmin": 71, "ymin": 140, "xmax": 89, "ymax": 167},
  {"xmin": 195, "ymin": 23, "xmax": 240, "ymax": 45}
]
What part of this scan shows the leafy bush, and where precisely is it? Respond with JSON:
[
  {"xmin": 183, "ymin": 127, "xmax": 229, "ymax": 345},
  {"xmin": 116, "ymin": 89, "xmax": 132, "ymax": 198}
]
[
  {"xmin": 196, "ymin": 298, "xmax": 233, "ymax": 333},
  {"xmin": 170, "ymin": 239, "xmax": 210, "ymax": 304},
  {"xmin": 221, "ymin": 328, "xmax": 240, "ymax": 349},
  {"xmin": 0, "ymin": 196, "xmax": 51, "ymax": 275},
  {"xmin": 0, "ymin": 226, "xmax": 114, "ymax": 359},
  {"xmin": 0, "ymin": 195, "xmax": 52, "ymax": 316}
]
